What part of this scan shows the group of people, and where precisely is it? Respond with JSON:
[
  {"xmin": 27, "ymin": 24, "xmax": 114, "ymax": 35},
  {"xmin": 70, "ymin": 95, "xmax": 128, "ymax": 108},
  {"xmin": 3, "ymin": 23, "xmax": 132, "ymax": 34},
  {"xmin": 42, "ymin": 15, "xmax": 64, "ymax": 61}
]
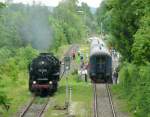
[
  {"xmin": 71, "ymin": 50, "xmax": 89, "ymax": 82},
  {"xmin": 71, "ymin": 48, "xmax": 119, "ymax": 84},
  {"xmin": 78, "ymin": 51, "xmax": 88, "ymax": 82}
]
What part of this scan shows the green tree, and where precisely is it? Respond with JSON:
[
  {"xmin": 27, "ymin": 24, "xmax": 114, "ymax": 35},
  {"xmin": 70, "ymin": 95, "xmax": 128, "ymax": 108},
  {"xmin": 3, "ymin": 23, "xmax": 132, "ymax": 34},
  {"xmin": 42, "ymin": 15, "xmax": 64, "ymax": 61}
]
[
  {"xmin": 50, "ymin": 0, "xmax": 86, "ymax": 50},
  {"xmin": 79, "ymin": 2, "xmax": 96, "ymax": 34},
  {"xmin": 96, "ymin": 0, "xmax": 150, "ymax": 116}
]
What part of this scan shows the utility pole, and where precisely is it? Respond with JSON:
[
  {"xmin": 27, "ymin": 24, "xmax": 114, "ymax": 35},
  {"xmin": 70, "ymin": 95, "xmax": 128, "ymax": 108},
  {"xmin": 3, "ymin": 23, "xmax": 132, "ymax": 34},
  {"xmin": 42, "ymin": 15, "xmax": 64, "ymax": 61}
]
[
  {"xmin": 64, "ymin": 56, "xmax": 71, "ymax": 110},
  {"xmin": 65, "ymin": 73, "xmax": 69, "ymax": 110}
]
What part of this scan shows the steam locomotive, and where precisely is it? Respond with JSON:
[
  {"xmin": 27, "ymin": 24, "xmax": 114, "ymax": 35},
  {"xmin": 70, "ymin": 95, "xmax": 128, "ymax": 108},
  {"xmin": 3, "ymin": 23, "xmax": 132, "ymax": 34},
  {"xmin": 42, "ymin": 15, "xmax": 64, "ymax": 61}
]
[
  {"xmin": 89, "ymin": 38, "xmax": 112, "ymax": 83},
  {"xmin": 28, "ymin": 53, "xmax": 60, "ymax": 95}
]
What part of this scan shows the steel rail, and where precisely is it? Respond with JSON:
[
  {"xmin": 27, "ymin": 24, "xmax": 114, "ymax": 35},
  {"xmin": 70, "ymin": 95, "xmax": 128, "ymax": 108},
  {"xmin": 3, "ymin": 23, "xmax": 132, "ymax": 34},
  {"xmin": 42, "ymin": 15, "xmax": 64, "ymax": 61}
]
[
  {"xmin": 19, "ymin": 96, "xmax": 36, "ymax": 117},
  {"xmin": 20, "ymin": 97, "xmax": 50, "ymax": 117},
  {"xmin": 37, "ymin": 97, "xmax": 50, "ymax": 117},
  {"xmin": 106, "ymin": 84, "xmax": 117, "ymax": 117}
]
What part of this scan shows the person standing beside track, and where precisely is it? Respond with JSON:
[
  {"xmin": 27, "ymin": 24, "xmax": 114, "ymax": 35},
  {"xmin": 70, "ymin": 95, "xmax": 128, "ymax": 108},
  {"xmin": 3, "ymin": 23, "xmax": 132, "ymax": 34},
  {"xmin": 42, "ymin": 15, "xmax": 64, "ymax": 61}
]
[
  {"xmin": 72, "ymin": 49, "xmax": 76, "ymax": 60},
  {"xmin": 84, "ymin": 62, "xmax": 88, "ymax": 82},
  {"xmin": 112, "ymin": 70, "xmax": 118, "ymax": 84}
]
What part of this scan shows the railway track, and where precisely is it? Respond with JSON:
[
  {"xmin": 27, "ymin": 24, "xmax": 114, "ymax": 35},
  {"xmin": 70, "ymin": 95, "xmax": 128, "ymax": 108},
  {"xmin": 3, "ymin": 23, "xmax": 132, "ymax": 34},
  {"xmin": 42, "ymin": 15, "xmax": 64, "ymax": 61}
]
[
  {"xmin": 20, "ymin": 96, "xmax": 50, "ymax": 117},
  {"xmin": 93, "ymin": 83, "xmax": 117, "ymax": 117},
  {"xmin": 19, "ymin": 45, "xmax": 78, "ymax": 117},
  {"xmin": 60, "ymin": 44, "xmax": 79, "ymax": 78},
  {"xmin": 106, "ymin": 84, "xmax": 116, "ymax": 117}
]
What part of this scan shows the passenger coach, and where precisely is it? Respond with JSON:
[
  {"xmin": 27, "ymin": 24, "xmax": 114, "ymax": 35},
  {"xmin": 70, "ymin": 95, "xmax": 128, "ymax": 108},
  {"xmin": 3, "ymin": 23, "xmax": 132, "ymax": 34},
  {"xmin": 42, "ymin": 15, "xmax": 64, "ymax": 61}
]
[{"xmin": 89, "ymin": 39, "xmax": 112, "ymax": 83}]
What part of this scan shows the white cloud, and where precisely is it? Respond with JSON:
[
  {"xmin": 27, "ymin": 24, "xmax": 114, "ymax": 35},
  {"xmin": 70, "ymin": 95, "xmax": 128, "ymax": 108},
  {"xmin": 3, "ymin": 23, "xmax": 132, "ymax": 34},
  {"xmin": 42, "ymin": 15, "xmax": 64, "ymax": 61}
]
[
  {"xmin": 0, "ymin": 0, "xmax": 103, "ymax": 8},
  {"xmin": 12, "ymin": 0, "xmax": 62, "ymax": 6},
  {"xmin": 79, "ymin": 0, "xmax": 103, "ymax": 8},
  {"xmin": 0, "ymin": 0, "xmax": 5, "ymax": 2}
]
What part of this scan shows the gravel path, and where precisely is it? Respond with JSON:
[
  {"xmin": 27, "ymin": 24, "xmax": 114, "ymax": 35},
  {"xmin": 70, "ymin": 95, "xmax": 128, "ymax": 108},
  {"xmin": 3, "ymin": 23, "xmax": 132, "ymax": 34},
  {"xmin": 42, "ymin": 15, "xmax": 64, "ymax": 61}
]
[{"xmin": 94, "ymin": 84, "xmax": 129, "ymax": 117}]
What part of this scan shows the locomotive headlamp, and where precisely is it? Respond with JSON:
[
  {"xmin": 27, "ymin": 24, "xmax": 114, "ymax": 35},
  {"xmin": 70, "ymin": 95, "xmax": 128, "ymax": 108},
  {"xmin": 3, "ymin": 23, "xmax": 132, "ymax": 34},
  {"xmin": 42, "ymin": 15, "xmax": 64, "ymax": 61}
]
[
  {"xmin": 41, "ymin": 61, "xmax": 45, "ymax": 64},
  {"xmin": 33, "ymin": 81, "xmax": 36, "ymax": 84},
  {"xmin": 49, "ymin": 81, "xmax": 52, "ymax": 84}
]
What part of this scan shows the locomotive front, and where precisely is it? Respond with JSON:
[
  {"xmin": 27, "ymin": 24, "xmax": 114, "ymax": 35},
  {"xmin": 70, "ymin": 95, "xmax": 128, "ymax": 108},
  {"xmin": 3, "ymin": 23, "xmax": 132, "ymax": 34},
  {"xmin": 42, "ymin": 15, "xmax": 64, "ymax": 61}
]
[{"xmin": 28, "ymin": 53, "xmax": 60, "ymax": 95}]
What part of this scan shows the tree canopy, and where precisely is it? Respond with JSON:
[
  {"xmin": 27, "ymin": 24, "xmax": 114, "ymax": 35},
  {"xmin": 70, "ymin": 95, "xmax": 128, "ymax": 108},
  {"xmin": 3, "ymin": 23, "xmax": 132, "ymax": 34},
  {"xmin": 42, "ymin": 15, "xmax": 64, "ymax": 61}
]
[
  {"xmin": 96, "ymin": 0, "xmax": 150, "ymax": 116},
  {"xmin": 96, "ymin": 0, "xmax": 150, "ymax": 63}
]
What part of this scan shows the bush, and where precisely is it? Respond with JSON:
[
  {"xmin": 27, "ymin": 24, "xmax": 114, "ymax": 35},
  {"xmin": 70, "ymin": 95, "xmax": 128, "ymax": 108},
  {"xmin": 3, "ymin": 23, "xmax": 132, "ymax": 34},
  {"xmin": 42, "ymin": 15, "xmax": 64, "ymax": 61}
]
[
  {"xmin": 116, "ymin": 62, "xmax": 150, "ymax": 117},
  {"xmin": 0, "ymin": 45, "xmax": 38, "ymax": 110},
  {"xmin": 119, "ymin": 63, "xmax": 139, "ymax": 95},
  {"xmin": 133, "ymin": 64, "xmax": 150, "ymax": 117},
  {"xmin": 0, "ymin": 88, "xmax": 11, "ymax": 111}
]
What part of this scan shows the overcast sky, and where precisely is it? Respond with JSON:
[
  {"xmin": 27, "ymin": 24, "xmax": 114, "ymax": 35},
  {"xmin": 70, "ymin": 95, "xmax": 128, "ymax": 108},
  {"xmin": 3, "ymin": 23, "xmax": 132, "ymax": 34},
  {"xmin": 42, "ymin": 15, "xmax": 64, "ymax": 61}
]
[{"xmin": 0, "ymin": 0, "xmax": 103, "ymax": 8}]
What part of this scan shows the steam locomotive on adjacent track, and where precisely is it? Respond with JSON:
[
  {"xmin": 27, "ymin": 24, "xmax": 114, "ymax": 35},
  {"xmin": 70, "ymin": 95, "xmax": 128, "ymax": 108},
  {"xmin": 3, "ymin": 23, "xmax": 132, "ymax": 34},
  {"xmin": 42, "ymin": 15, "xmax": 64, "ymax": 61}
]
[
  {"xmin": 89, "ymin": 37, "xmax": 112, "ymax": 83},
  {"xmin": 28, "ymin": 53, "xmax": 61, "ymax": 95}
]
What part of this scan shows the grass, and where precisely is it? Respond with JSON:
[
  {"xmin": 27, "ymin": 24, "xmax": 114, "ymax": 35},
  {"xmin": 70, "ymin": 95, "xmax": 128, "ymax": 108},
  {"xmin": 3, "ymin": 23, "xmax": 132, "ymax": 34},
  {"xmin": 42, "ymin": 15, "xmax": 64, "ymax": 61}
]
[
  {"xmin": 111, "ymin": 85, "xmax": 133, "ymax": 117},
  {"xmin": 44, "ymin": 73, "xmax": 93, "ymax": 117},
  {"xmin": 45, "ymin": 43, "xmax": 93, "ymax": 117},
  {"xmin": 0, "ymin": 71, "xmax": 32, "ymax": 117}
]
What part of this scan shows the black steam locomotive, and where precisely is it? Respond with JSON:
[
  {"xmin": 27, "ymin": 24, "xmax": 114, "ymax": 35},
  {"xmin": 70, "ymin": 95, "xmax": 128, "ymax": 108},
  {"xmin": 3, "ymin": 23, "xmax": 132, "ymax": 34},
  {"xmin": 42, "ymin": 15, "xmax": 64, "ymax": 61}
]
[
  {"xmin": 28, "ymin": 53, "xmax": 60, "ymax": 95},
  {"xmin": 89, "ymin": 38, "xmax": 112, "ymax": 83}
]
